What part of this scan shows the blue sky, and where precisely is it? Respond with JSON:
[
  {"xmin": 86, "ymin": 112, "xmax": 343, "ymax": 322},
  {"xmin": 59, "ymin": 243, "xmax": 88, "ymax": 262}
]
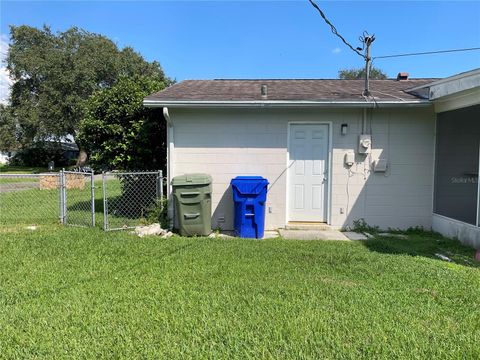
[{"xmin": 1, "ymin": 0, "xmax": 480, "ymax": 84}]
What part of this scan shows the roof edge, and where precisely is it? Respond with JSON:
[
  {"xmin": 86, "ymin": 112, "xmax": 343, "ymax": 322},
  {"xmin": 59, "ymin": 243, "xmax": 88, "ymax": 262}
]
[
  {"xmin": 406, "ymin": 68, "xmax": 480, "ymax": 92},
  {"xmin": 143, "ymin": 99, "xmax": 432, "ymax": 109}
]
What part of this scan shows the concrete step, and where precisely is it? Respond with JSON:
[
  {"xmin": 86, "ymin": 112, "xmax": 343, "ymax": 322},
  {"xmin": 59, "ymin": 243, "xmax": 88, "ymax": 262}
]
[{"xmin": 285, "ymin": 222, "xmax": 333, "ymax": 231}]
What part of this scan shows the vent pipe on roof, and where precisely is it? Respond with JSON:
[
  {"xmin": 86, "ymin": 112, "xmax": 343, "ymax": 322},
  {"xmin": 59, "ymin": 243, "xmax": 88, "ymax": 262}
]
[{"xmin": 261, "ymin": 84, "xmax": 268, "ymax": 98}]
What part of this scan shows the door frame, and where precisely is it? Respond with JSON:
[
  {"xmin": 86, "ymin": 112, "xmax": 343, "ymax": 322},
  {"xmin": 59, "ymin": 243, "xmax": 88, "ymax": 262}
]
[{"xmin": 286, "ymin": 121, "xmax": 333, "ymax": 225}]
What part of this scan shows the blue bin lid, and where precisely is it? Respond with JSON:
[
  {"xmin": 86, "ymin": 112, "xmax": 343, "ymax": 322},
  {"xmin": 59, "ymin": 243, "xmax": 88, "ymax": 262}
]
[{"xmin": 231, "ymin": 176, "xmax": 269, "ymax": 195}]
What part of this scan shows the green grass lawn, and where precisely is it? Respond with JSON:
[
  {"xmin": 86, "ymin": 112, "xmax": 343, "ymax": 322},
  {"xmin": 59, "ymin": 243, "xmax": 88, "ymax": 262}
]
[
  {"xmin": 0, "ymin": 186, "xmax": 62, "ymax": 225},
  {"xmin": 0, "ymin": 165, "xmax": 59, "ymax": 184},
  {"xmin": 0, "ymin": 226, "xmax": 478, "ymax": 359},
  {"xmin": 0, "ymin": 165, "xmax": 51, "ymax": 174},
  {"xmin": 0, "ymin": 165, "xmax": 43, "ymax": 184},
  {"xmin": 0, "ymin": 165, "xmax": 77, "ymax": 184},
  {"xmin": 0, "ymin": 178, "xmax": 40, "ymax": 184}
]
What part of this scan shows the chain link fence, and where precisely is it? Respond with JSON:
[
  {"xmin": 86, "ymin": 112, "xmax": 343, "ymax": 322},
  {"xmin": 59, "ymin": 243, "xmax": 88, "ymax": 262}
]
[
  {"xmin": 0, "ymin": 170, "xmax": 163, "ymax": 231},
  {"xmin": 0, "ymin": 173, "xmax": 62, "ymax": 227},
  {"xmin": 63, "ymin": 171, "xmax": 95, "ymax": 227},
  {"xmin": 103, "ymin": 171, "xmax": 163, "ymax": 231}
]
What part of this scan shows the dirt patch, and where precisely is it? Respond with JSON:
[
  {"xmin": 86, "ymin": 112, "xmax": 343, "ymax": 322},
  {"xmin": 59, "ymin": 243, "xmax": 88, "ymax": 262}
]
[{"xmin": 40, "ymin": 174, "xmax": 85, "ymax": 190}]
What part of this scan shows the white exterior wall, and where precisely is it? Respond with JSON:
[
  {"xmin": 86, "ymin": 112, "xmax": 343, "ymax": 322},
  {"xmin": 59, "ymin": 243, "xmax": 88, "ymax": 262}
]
[
  {"xmin": 169, "ymin": 107, "xmax": 435, "ymax": 231},
  {"xmin": 432, "ymin": 214, "xmax": 480, "ymax": 249}
]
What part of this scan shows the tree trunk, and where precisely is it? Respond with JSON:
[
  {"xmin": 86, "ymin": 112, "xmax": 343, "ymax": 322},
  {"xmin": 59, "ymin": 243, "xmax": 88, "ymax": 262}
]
[{"xmin": 76, "ymin": 147, "xmax": 88, "ymax": 167}]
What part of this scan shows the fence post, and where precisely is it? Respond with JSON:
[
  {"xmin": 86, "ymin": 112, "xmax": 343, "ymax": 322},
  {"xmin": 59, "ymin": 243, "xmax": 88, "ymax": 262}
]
[
  {"xmin": 61, "ymin": 169, "xmax": 67, "ymax": 225},
  {"xmin": 58, "ymin": 171, "xmax": 62, "ymax": 224},
  {"xmin": 91, "ymin": 171, "xmax": 95, "ymax": 227},
  {"xmin": 102, "ymin": 171, "xmax": 108, "ymax": 231},
  {"xmin": 156, "ymin": 170, "xmax": 163, "ymax": 200},
  {"xmin": 59, "ymin": 171, "xmax": 64, "ymax": 224}
]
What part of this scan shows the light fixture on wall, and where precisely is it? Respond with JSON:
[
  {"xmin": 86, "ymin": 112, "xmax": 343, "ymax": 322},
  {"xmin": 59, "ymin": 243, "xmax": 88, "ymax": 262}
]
[{"xmin": 341, "ymin": 123, "xmax": 348, "ymax": 135}]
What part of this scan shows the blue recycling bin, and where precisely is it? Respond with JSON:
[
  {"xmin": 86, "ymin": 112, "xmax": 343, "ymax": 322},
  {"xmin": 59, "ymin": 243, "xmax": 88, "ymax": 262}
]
[{"xmin": 231, "ymin": 176, "xmax": 269, "ymax": 239}]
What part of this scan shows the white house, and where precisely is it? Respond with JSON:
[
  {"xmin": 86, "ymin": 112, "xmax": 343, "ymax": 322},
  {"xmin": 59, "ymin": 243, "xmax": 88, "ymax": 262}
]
[
  {"xmin": 0, "ymin": 150, "xmax": 15, "ymax": 165},
  {"xmin": 144, "ymin": 69, "xmax": 480, "ymax": 248}
]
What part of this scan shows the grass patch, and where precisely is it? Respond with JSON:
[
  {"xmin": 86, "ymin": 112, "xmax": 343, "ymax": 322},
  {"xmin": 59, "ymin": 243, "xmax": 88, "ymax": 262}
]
[
  {"xmin": 0, "ymin": 177, "xmax": 40, "ymax": 184},
  {"xmin": 0, "ymin": 165, "xmax": 50, "ymax": 174},
  {"xmin": 0, "ymin": 165, "xmax": 58, "ymax": 184},
  {"xmin": 0, "ymin": 226, "xmax": 478, "ymax": 358},
  {"xmin": 0, "ymin": 187, "xmax": 61, "ymax": 226}
]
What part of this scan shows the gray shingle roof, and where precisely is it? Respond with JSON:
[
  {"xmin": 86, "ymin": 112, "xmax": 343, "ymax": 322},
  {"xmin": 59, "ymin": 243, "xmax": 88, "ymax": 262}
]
[{"xmin": 145, "ymin": 79, "xmax": 438, "ymax": 103}]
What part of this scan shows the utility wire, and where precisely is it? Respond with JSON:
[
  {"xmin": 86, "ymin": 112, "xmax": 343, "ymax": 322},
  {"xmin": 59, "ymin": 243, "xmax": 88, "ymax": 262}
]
[
  {"xmin": 308, "ymin": 0, "xmax": 365, "ymax": 58},
  {"xmin": 374, "ymin": 47, "xmax": 480, "ymax": 60}
]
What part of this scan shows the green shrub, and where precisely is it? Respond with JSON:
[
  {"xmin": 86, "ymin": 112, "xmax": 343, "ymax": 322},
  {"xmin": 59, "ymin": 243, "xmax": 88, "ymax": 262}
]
[
  {"xmin": 351, "ymin": 218, "xmax": 380, "ymax": 234},
  {"xmin": 144, "ymin": 197, "xmax": 169, "ymax": 229}
]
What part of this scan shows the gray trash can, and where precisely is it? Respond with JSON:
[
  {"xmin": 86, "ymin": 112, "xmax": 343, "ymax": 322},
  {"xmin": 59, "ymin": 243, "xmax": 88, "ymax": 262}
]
[{"xmin": 171, "ymin": 174, "xmax": 212, "ymax": 236}]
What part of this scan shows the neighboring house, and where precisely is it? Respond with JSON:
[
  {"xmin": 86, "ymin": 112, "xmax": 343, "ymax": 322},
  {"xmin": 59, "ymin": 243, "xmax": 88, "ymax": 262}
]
[
  {"xmin": 144, "ymin": 69, "xmax": 480, "ymax": 247},
  {"xmin": 0, "ymin": 150, "xmax": 16, "ymax": 165},
  {"xmin": 0, "ymin": 142, "xmax": 78, "ymax": 166},
  {"xmin": 59, "ymin": 141, "xmax": 80, "ymax": 161}
]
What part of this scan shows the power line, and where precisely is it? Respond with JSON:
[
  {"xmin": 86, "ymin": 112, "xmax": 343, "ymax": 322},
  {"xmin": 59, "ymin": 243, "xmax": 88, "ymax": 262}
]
[
  {"xmin": 374, "ymin": 47, "xmax": 480, "ymax": 60},
  {"xmin": 308, "ymin": 0, "xmax": 365, "ymax": 58}
]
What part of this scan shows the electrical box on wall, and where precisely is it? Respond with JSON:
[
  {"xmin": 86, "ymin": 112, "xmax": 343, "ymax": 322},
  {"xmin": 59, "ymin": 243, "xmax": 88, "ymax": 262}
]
[
  {"xmin": 344, "ymin": 151, "xmax": 355, "ymax": 167},
  {"xmin": 358, "ymin": 134, "xmax": 372, "ymax": 154},
  {"xmin": 374, "ymin": 159, "xmax": 388, "ymax": 172}
]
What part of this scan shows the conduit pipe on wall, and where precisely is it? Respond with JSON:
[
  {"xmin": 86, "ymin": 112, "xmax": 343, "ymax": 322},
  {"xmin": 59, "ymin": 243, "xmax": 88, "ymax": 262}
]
[
  {"xmin": 362, "ymin": 108, "xmax": 368, "ymax": 134},
  {"xmin": 163, "ymin": 106, "xmax": 175, "ymax": 227}
]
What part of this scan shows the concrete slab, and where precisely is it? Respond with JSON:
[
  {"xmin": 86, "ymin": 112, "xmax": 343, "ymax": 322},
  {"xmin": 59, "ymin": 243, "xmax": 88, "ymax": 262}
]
[
  {"xmin": 278, "ymin": 229, "xmax": 349, "ymax": 241},
  {"xmin": 343, "ymin": 231, "xmax": 369, "ymax": 240},
  {"xmin": 285, "ymin": 222, "xmax": 333, "ymax": 231},
  {"xmin": 263, "ymin": 230, "xmax": 280, "ymax": 239}
]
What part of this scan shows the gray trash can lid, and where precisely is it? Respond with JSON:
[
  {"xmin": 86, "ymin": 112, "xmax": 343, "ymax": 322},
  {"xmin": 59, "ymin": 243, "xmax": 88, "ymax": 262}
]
[{"xmin": 171, "ymin": 173, "xmax": 212, "ymax": 186}]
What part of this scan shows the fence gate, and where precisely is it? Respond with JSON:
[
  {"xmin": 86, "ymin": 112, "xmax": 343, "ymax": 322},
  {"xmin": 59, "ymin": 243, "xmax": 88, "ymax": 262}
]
[
  {"xmin": 61, "ymin": 171, "xmax": 95, "ymax": 227},
  {"xmin": 102, "ymin": 171, "xmax": 162, "ymax": 231}
]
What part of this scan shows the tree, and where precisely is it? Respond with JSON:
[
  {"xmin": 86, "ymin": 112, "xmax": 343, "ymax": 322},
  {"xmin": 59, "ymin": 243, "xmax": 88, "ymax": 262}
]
[
  {"xmin": 0, "ymin": 105, "xmax": 17, "ymax": 152},
  {"xmin": 6, "ymin": 25, "xmax": 170, "ymax": 164},
  {"xmin": 338, "ymin": 67, "xmax": 388, "ymax": 80},
  {"xmin": 78, "ymin": 76, "xmax": 166, "ymax": 171}
]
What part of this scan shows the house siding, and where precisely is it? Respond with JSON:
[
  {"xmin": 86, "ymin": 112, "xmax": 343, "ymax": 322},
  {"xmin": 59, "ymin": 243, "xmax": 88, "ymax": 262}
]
[{"xmin": 169, "ymin": 107, "xmax": 435, "ymax": 231}]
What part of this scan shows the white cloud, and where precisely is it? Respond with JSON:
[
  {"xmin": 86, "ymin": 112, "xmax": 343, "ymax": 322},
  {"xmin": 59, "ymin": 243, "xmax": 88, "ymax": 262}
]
[
  {"xmin": 0, "ymin": 34, "xmax": 12, "ymax": 105},
  {"xmin": 332, "ymin": 47, "xmax": 342, "ymax": 54}
]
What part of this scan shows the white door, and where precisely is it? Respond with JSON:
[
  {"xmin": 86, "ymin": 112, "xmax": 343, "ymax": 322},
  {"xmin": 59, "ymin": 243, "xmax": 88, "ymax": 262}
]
[{"xmin": 288, "ymin": 124, "xmax": 329, "ymax": 222}]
